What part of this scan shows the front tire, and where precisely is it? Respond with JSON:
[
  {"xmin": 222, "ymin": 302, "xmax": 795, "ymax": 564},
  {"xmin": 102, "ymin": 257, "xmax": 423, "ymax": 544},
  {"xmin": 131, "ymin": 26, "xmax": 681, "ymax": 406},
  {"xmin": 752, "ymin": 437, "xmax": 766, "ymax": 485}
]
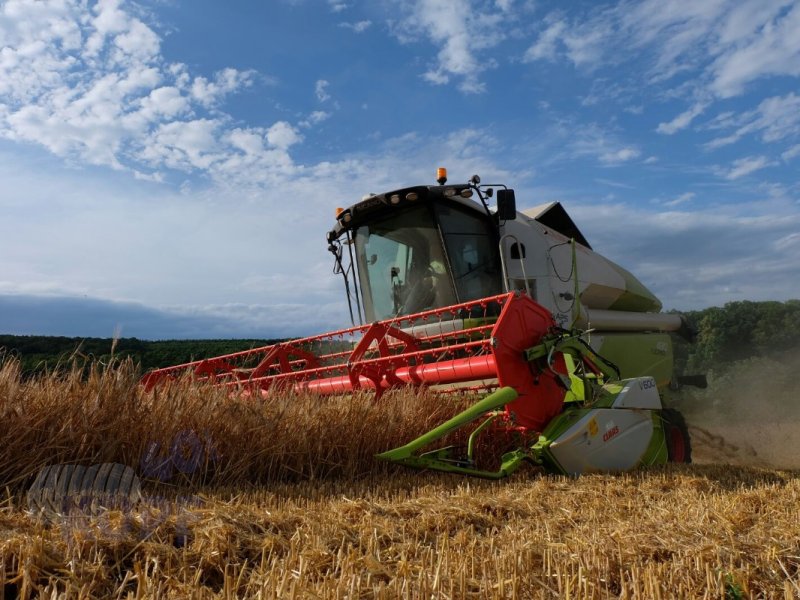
[{"xmin": 662, "ymin": 408, "xmax": 692, "ymax": 463}]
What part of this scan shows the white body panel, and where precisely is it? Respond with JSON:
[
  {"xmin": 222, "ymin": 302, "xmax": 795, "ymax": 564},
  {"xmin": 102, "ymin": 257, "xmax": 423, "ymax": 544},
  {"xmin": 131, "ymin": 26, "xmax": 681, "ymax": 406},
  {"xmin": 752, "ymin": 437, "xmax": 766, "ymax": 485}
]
[
  {"xmin": 549, "ymin": 408, "xmax": 658, "ymax": 475},
  {"xmin": 610, "ymin": 378, "xmax": 663, "ymax": 409},
  {"xmin": 499, "ymin": 203, "xmax": 666, "ymax": 328}
]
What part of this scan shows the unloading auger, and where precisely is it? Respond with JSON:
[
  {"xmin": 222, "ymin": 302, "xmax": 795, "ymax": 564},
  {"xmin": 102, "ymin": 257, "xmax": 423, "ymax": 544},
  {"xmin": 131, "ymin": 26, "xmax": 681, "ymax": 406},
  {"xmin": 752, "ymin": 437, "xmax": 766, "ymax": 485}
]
[{"xmin": 143, "ymin": 168, "xmax": 698, "ymax": 477}]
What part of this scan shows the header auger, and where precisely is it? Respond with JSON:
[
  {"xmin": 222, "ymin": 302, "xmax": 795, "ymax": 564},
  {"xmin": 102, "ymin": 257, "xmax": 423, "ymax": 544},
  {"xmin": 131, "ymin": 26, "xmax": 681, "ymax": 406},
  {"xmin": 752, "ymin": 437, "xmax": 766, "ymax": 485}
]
[{"xmin": 143, "ymin": 168, "xmax": 697, "ymax": 477}]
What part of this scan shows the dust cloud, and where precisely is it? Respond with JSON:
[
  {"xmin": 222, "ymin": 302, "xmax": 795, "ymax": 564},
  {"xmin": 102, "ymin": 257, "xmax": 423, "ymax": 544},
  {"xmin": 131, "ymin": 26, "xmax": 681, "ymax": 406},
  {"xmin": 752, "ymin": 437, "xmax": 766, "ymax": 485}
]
[{"xmin": 671, "ymin": 353, "xmax": 800, "ymax": 470}]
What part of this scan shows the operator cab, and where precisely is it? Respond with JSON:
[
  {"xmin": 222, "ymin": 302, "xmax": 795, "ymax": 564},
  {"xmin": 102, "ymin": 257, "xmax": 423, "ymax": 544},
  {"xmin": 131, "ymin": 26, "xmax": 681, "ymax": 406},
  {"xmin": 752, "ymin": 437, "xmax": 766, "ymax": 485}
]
[{"xmin": 328, "ymin": 172, "xmax": 512, "ymax": 324}]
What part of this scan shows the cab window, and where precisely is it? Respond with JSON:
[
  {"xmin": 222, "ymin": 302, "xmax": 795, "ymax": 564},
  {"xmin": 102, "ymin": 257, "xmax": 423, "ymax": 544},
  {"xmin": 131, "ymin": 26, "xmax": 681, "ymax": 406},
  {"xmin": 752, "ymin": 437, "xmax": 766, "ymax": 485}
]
[{"xmin": 435, "ymin": 204, "xmax": 501, "ymax": 302}]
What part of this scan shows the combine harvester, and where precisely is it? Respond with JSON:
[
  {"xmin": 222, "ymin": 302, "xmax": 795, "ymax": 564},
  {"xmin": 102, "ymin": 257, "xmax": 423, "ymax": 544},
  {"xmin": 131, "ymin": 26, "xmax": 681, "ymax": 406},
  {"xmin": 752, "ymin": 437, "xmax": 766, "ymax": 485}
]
[{"xmin": 143, "ymin": 169, "xmax": 699, "ymax": 478}]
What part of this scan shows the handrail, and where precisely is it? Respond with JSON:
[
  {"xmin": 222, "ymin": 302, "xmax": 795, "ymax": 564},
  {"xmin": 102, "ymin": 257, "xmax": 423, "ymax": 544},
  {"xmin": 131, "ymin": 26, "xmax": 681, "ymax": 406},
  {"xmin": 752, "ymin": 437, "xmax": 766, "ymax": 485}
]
[{"xmin": 498, "ymin": 233, "xmax": 531, "ymax": 296}]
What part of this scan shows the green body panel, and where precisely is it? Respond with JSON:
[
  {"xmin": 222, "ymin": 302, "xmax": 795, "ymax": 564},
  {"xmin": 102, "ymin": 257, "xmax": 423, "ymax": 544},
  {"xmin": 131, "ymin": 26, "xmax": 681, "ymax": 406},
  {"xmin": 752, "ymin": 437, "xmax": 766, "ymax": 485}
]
[
  {"xmin": 460, "ymin": 317, "xmax": 498, "ymax": 342},
  {"xmin": 605, "ymin": 262, "xmax": 663, "ymax": 312},
  {"xmin": 641, "ymin": 412, "xmax": 668, "ymax": 465},
  {"xmin": 592, "ymin": 332, "xmax": 673, "ymax": 389},
  {"xmin": 563, "ymin": 355, "xmax": 585, "ymax": 403},
  {"xmin": 461, "ymin": 317, "xmax": 497, "ymax": 330}
]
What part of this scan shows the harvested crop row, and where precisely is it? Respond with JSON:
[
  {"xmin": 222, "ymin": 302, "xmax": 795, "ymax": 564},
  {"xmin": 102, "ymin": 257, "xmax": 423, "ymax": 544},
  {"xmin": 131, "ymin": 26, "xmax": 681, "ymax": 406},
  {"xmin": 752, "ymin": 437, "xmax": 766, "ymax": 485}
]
[{"xmin": 2, "ymin": 468, "xmax": 800, "ymax": 598}]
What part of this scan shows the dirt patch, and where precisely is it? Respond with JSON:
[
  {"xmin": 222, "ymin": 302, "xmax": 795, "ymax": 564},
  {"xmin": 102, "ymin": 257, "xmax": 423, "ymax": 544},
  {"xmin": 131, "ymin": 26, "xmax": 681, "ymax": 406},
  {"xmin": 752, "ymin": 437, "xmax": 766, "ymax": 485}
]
[
  {"xmin": 675, "ymin": 353, "xmax": 800, "ymax": 470},
  {"xmin": 690, "ymin": 423, "xmax": 800, "ymax": 469}
]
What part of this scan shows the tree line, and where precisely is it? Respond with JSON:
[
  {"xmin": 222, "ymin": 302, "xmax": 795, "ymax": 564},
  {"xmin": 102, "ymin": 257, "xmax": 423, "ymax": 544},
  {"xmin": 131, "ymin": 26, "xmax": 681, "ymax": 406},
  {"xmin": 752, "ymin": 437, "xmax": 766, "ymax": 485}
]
[
  {"xmin": 0, "ymin": 335, "xmax": 282, "ymax": 375},
  {"xmin": 672, "ymin": 299, "xmax": 800, "ymax": 377}
]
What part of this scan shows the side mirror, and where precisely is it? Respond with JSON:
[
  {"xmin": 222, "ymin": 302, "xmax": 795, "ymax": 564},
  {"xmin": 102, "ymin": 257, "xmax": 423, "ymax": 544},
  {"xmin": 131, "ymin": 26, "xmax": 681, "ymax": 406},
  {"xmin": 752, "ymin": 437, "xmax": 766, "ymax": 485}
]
[{"xmin": 496, "ymin": 189, "xmax": 516, "ymax": 220}]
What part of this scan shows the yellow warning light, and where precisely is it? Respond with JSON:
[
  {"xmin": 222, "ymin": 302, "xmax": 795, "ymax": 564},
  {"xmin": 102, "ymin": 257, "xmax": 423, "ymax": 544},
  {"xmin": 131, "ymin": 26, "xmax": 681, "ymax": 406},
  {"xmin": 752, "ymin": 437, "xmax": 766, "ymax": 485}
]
[
  {"xmin": 436, "ymin": 167, "xmax": 447, "ymax": 185},
  {"xmin": 335, "ymin": 207, "xmax": 344, "ymax": 217}
]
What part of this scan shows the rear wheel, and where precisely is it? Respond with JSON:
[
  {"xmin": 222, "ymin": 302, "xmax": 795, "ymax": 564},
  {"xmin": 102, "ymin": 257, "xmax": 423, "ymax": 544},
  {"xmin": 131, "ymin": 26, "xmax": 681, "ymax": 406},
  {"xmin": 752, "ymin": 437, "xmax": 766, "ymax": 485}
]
[{"xmin": 662, "ymin": 409, "xmax": 692, "ymax": 463}]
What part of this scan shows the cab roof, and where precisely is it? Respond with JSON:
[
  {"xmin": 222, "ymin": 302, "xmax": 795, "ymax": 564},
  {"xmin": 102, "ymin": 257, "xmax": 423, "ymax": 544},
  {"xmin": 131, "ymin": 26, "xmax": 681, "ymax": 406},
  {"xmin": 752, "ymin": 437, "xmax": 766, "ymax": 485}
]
[{"xmin": 328, "ymin": 183, "xmax": 488, "ymax": 242}]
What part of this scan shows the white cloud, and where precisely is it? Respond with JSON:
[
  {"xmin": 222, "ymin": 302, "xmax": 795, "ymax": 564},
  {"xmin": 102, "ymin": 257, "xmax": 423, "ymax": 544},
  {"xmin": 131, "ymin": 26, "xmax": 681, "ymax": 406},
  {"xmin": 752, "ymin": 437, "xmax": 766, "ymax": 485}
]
[
  {"xmin": 417, "ymin": 0, "xmax": 483, "ymax": 92},
  {"xmin": 423, "ymin": 69, "xmax": 450, "ymax": 86},
  {"xmin": 328, "ymin": 0, "xmax": 349, "ymax": 12},
  {"xmin": 579, "ymin": 78, "xmax": 636, "ymax": 108},
  {"xmin": 85, "ymin": 0, "xmax": 153, "ymax": 61},
  {"xmin": 594, "ymin": 178, "xmax": 635, "ymax": 190},
  {"xmin": 140, "ymin": 119, "xmax": 221, "ymax": 171},
  {"xmin": 664, "ymin": 192, "xmax": 695, "ymax": 207},
  {"xmin": 732, "ymin": 93, "xmax": 800, "ymax": 143},
  {"xmin": 710, "ymin": 2, "xmax": 800, "ymax": 98},
  {"xmin": 567, "ymin": 123, "xmax": 641, "ymax": 166},
  {"xmin": 315, "ymin": 79, "xmax": 330, "ymax": 102},
  {"xmin": 226, "ymin": 128, "xmax": 265, "ymax": 155},
  {"xmin": 266, "ymin": 121, "xmax": 302, "ymax": 150},
  {"xmin": 774, "ymin": 232, "xmax": 800, "ymax": 252},
  {"xmin": 702, "ymin": 133, "xmax": 740, "ymax": 150},
  {"xmin": 0, "ymin": 0, "xmax": 298, "ymax": 184},
  {"xmin": 622, "ymin": 0, "xmax": 731, "ymax": 78},
  {"xmin": 704, "ymin": 93, "xmax": 800, "ymax": 149},
  {"xmin": 599, "ymin": 147, "xmax": 640, "ymax": 164},
  {"xmin": 392, "ymin": 0, "xmax": 506, "ymax": 94},
  {"xmin": 723, "ymin": 155, "xmax": 774, "ymax": 180},
  {"xmin": 299, "ymin": 110, "xmax": 331, "ymax": 128},
  {"xmin": 339, "ymin": 20, "xmax": 371, "ymax": 33},
  {"xmin": 524, "ymin": 7, "xmax": 611, "ymax": 68},
  {"xmin": 656, "ymin": 102, "xmax": 707, "ymax": 135},
  {"xmin": 620, "ymin": 0, "xmax": 799, "ymax": 94},
  {"xmin": 523, "ymin": 20, "xmax": 566, "ymax": 62},
  {"xmin": 525, "ymin": 7, "xmax": 620, "ymax": 69},
  {"xmin": 138, "ymin": 86, "xmax": 190, "ymax": 120},
  {"xmin": 525, "ymin": 0, "xmax": 800, "ymax": 137},
  {"xmin": 190, "ymin": 68, "xmax": 255, "ymax": 108},
  {"xmin": 782, "ymin": 144, "xmax": 800, "ymax": 161},
  {"xmin": 113, "ymin": 18, "xmax": 160, "ymax": 62},
  {"xmin": 132, "ymin": 169, "xmax": 163, "ymax": 183}
]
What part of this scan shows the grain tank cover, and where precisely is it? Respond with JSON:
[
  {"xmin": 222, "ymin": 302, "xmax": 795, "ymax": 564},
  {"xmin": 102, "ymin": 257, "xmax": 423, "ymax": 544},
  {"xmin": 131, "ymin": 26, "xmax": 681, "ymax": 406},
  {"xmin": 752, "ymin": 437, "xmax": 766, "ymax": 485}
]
[
  {"xmin": 522, "ymin": 201, "xmax": 662, "ymax": 313},
  {"xmin": 522, "ymin": 202, "xmax": 592, "ymax": 250}
]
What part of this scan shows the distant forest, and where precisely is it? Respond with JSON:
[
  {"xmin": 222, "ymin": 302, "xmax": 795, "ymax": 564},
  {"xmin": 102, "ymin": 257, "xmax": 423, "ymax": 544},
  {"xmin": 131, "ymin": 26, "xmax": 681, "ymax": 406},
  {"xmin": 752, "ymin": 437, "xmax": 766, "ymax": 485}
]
[
  {"xmin": 0, "ymin": 336, "xmax": 283, "ymax": 375},
  {"xmin": 1, "ymin": 299, "xmax": 798, "ymax": 378},
  {"xmin": 672, "ymin": 299, "xmax": 800, "ymax": 377}
]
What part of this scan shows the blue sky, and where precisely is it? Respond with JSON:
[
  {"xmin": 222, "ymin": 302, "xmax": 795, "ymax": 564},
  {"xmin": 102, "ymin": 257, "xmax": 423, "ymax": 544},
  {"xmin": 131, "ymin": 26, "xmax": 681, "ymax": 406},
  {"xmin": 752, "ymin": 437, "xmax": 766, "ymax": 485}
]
[{"xmin": 1, "ymin": 0, "xmax": 799, "ymax": 339}]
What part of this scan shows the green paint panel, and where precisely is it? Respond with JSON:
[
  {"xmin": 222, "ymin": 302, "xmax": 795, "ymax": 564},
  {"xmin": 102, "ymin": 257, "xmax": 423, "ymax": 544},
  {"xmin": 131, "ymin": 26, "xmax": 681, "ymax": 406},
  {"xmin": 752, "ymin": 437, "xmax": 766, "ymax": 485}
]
[
  {"xmin": 604, "ymin": 262, "xmax": 663, "ymax": 312},
  {"xmin": 641, "ymin": 412, "xmax": 669, "ymax": 465},
  {"xmin": 593, "ymin": 333, "xmax": 673, "ymax": 388}
]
